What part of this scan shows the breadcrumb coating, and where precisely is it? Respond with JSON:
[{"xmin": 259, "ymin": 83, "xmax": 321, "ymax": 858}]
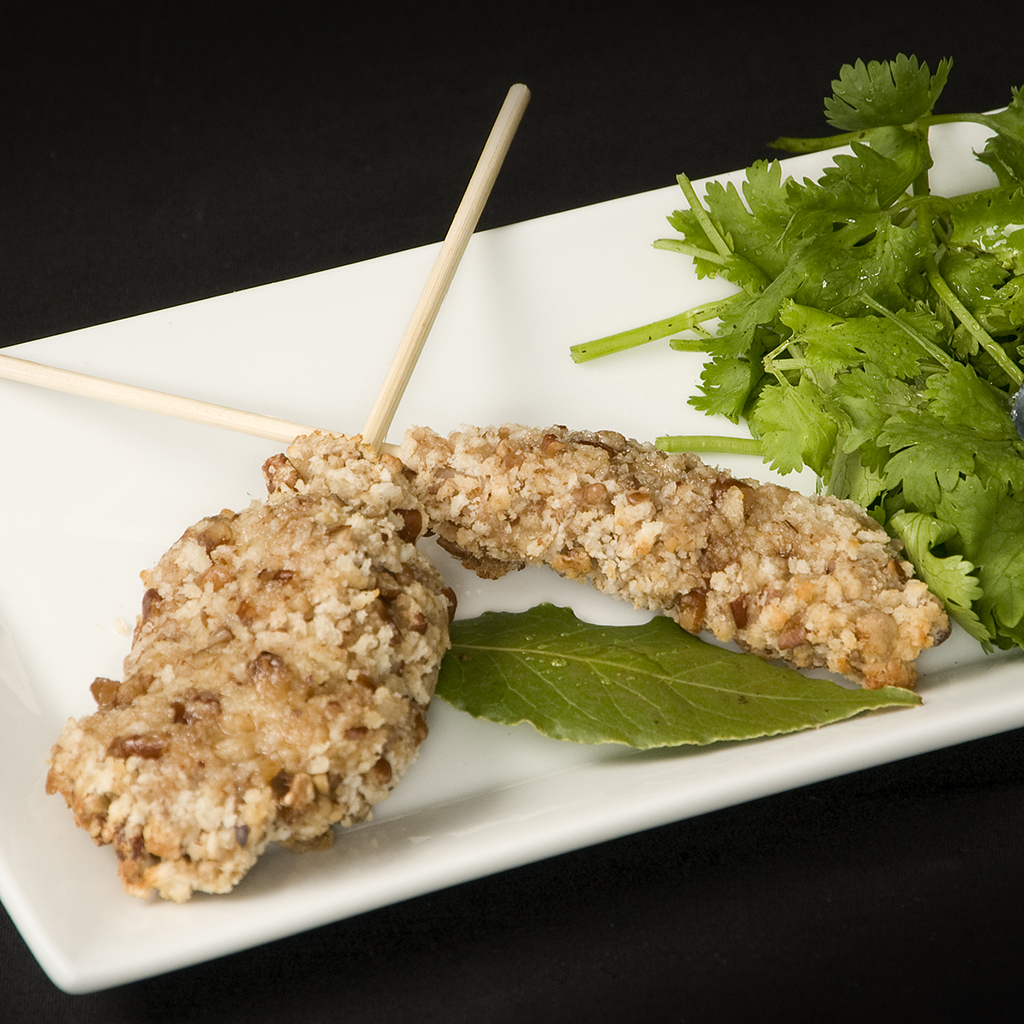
[
  {"xmin": 400, "ymin": 423, "xmax": 949, "ymax": 689},
  {"xmin": 46, "ymin": 434, "xmax": 451, "ymax": 902}
]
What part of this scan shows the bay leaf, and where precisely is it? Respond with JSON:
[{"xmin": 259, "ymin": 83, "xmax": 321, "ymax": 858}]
[{"xmin": 436, "ymin": 604, "xmax": 920, "ymax": 748}]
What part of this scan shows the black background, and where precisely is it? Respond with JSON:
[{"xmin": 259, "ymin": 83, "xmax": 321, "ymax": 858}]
[{"xmin": 3, "ymin": 4, "xmax": 1023, "ymax": 1021}]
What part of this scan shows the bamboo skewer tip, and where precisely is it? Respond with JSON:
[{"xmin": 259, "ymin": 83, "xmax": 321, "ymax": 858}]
[{"xmin": 360, "ymin": 83, "xmax": 530, "ymax": 452}]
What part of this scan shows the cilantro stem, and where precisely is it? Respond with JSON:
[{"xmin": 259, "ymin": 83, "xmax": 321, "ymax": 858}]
[
  {"xmin": 656, "ymin": 434, "xmax": 765, "ymax": 457},
  {"xmin": 569, "ymin": 312, "xmax": 691, "ymax": 362},
  {"xmin": 655, "ymin": 238, "xmax": 767, "ymax": 294},
  {"xmin": 676, "ymin": 172, "xmax": 733, "ymax": 260},
  {"xmin": 925, "ymin": 258, "xmax": 1024, "ymax": 386},
  {"xmin": 926, "ymin": 111, "xmax": 1005, "ymax": 133},
  {"xmin": 569, "ymin": 296, "xmax": 740, "ymax": 362},
  {"xmin": 763, "ymin": 336, "xmax": 806, "ymax": 385},
  {"xmin": 769, "ymin": 129, "xmax": 871, "ymax": 154},
  {"xmin": 652, "ymin": 238, "xmax": 730, "ymax": 266},
  {"xmin": 770, "ymin": 112, "xmax": 999, "ymax": 157}
]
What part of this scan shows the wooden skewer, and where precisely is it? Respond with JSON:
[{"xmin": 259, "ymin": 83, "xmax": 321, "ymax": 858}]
[
  {"xmin": 0, "ymin": 351, "xmax": 324, "ymax": 444},
  {"xmin": 0, "ymin": 351, "xmax": 404, "ymax": 456},
  {"xmin": 361, "ymin": 82, "xmax": 530, "ymax": 451},
  {"xmin": 0, "ymin": 84, "xmax": 530, "ymax": 459}
]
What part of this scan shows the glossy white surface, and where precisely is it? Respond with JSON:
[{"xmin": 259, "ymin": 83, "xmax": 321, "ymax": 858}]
[{"xmin": 1, "ymin": 121, "xmax": 1020, "ymax": 993}]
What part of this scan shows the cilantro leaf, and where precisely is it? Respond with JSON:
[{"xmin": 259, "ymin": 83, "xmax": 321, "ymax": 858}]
[
  {"xmin": 947, "ymin": 187, "xmax": 1024, "ymax": 275},
  {"xmin": 879, "ymin": 407, "xmax": 1024, "ymax": 513},
  {"xmin": 939, "ymin": 248, "xmax": 1024, "ymax": 336},
  {"xmin": 935, "ymin": 478, "xmax": 1024, "ymax": 644},
  {"xmin": 815, "ymin": 127, "xmax": 933, "ymax": 207},
  {"xmin": 670, "ymin": 161, "xmax": 796, "ymax": 282},
  {"xmin": 824, "ymin": 55, "xmax": 952, "ymax": 131},
  {"xmin": 750, "ymin": 376, "xmax": 840, "ymax": 477},
  {"xmin": 689, "ymin": 342, "xmax": 766, "ymax": 422},
  {"xmin": 789, "ymin": 215, "xmax": 927, "ymax": 316},
  {"xmin": 888, "ymin": 510, "xmax": 988, "ymax": 642},
  {"xmin": 778, "ymin": 301, "xmax": 934, "ymax": 381},
  {"xmin": 922, "ymin": 361, "xmax": 1023, "ymax": 440},
  {"xmin": 975, "ymin": 87, "xmax": 1024, "ymax": 186}
]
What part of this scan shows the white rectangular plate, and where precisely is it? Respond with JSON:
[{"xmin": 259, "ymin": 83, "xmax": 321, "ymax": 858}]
[{"xmin": 2, "ymin": 121, "xmax": 1021, "ymax": 993}]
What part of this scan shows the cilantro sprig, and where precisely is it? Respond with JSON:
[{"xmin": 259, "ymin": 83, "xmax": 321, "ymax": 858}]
[{"xmin": 570, "ymin": 56, "xmax": 1024, "ymax": 651}]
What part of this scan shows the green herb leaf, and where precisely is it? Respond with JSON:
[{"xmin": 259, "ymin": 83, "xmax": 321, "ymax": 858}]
[
  {"xmin": 824, "ymin": 55, "xmax": 951, "ymax": 131},
  {"xmin": 750, "ymin": 376, "xmax": 840, "ymax": 477},
  {"xmin": 778, "ymin": 301, "xmax": 934, "ymax": 380},
  {"xmin": 975, "ymin": 88, "xmax": 1024, "ymax": 185},
  {"xmin": 934, "ymin": 477, "xmax": 1024, "ymax": 644},
  {"xmin": 888, "ymin": 510, "xmax": 988, "ymax": 642},
  {"xmin": 948, "ymin": 187, "xmax": 1024, "ymax": 275},
  {"xmin": 436, "ymin": 605, "xmax": 920, "ymax": 748},
  {"xmin": 816, "ymin": 128, "xmax": 933, "ymax": 208}
]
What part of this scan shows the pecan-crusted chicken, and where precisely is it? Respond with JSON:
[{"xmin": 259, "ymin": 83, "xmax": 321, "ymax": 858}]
[
  {"xmin": 400, "ymin": 423, "xmax": 949, "ymax": 689},
  {"xmin": 47, "ymin": 434, "xmax": 452, "ymax": 902}
]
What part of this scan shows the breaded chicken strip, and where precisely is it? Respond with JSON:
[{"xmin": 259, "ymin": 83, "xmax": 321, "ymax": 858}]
[
  {"xmin": 400, "ymin": 423, "xmax": 948, "ymax": 689},
  {"xmin": 47, "ymin": 435, "xmax": 452, "ymax": 901}
]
